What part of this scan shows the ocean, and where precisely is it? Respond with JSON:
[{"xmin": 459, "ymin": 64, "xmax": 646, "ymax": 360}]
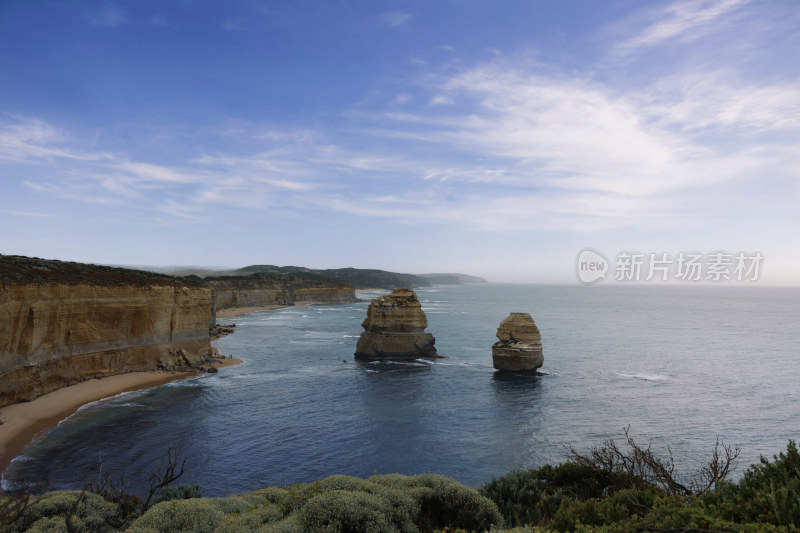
[{"xmin": 3, "ymin": 284, "xmax": 799, "ymax": 496}]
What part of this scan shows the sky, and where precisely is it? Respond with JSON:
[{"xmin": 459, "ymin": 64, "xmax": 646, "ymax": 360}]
[{"xmin": 1, "ymin": 0, "xmax": 798, "ymax": 284}]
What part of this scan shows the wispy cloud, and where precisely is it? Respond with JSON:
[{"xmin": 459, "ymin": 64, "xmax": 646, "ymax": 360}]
[
  {"xmin": 380, "ymin": 11, "xmax": 413, "ymax": 27},
  {"xmin": 0, "ymin": 117, "xmax": 112, "ymax": 162},
  {"xmin": 642, "ymin": 72, "xmax": 800, "ymax": 132},
  {"xmin": 615, "ymin": 0, "xmax": 750, "ymax": 53},
  {"xmin": 4, "ymin": 0, "xmax": 798, "ymax": 240},
  {"xmin": 88, "ymin": 6, "xmax": 127, "ymax": 27},
  {"xmin": 24, "ymin": 180, "xmax": 123, "ymax": 205},
  {"xmin": 4, "ymin": 117, "xmax": 322, "ymax": 219},
  {"xmin": 1, "ymin": 209, "xmax": 56, "ymax": 218}
]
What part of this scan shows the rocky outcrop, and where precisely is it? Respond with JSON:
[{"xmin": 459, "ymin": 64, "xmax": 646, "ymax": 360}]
[
  {"xmin": 0, "ymin": 256, "xmax": 214, "ymax": 407},
  {"xmin": 354, "ymin": 288, "xmax": 437, "ymax": 359},
  {"xmin": 491, "ymin": 312, "xmax": 543, "ymax": 373}
]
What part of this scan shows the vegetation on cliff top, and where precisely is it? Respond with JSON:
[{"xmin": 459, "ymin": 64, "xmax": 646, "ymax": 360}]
[
  {"xmin": 0, "ymin": 255, "xmax": 353, "ymax": 292},
  {"xmin": 0, "ymin": 255, "xmax": 195, "ymax": 287},
  {"xmin": 229, "ymin": 266, "xmax": 430, "ymax": 290},
  {"xmin": 172, "ymin": 265, "xmax": 488, "ymax": 289},
  {"xmin": 203, "ymin": 271, "xmax": 352, "ymax": 290},
  {"xmin": 3, "ymin": 438, "xmax": 799, "ymax": 532}
]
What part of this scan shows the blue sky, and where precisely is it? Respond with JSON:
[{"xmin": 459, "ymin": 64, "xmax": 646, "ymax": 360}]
[{"xmin": 1, "ymin": 0, "xmax": 798, "ymax": 284}]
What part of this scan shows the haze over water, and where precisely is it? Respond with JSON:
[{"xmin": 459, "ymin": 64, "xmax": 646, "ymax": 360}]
[{"xmin": 4, "ymin": 284, "xmax": 799, "ymax": 496}]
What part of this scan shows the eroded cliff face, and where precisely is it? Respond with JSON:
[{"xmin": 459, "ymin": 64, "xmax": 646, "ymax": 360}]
[
  {"xmin": 0, "ymin": 256, "xmax": 357, "ymax": 407},
  {"xmin": 354, "ymin": 288, "xmax": 437, "ymax": 359},
  {"xmin": 0, "ymin": 256, "xmax": 213, "ymax": 407},
  {"xmin": 207, "ymin": 272, "xmax": 355, "ymax": 317},
  {"xmin": 491, "ymin": 312, "xmax": 543, "ymax": 373}
]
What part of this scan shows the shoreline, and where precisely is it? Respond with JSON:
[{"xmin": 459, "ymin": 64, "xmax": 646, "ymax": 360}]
[
  {"xmin": 1, "ymin": 300, "xmax": 348, "ymax": 481},
  {"xmin": 215, "ymin": 299, "xmax": 347, "ymax": 319},
  {"xmin": 0, "ymin": 356, "xmax": 242, "ymax": 478}
]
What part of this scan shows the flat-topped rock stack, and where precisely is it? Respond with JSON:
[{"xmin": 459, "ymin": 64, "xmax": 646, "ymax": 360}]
[
  {"xmin": 492, "ymin": 312, "xmax": 543, "ymax": 373},
  {"xmin": 354, "ymin": 288, "xmax": 437, "ymax": 360}
]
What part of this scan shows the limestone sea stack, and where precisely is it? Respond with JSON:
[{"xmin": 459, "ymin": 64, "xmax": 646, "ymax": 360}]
[
  {"xmin": 492, "ymin": 312, "xmax": 543, "ymax": 373},
  {"xmin": 354, "ymin": 288, "xmax": 437, "ymax": 360}
]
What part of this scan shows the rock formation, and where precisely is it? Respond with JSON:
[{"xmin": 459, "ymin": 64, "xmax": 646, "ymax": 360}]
[
  {"xmin": 491, "ymin": 312, "xmax": 543, "ymax": 373},
  {"xmin": 0, "ymin": 256, "xmax": 361, "ymax": 407},
  {"xmin": 354, "ymin": 288, "xmax": 437, "ymax": 359},
  {"xmin": 0, "ymin": 256, "xmax": 215, "ymax": 406}
]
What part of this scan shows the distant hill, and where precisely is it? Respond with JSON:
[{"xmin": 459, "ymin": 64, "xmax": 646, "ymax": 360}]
[
  {"xmin": 165, "ymin": 265, "xmax": 487, "ymax": 289},
  {"xmin": 418, "ymin": 273, "xmax": 488, "ymax": 284},
  {"xmin": 233, "ymin": 266, "xmax": 426, "ymax": 289}
]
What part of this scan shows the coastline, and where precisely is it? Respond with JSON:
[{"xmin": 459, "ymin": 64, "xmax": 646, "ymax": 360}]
[
  {"xmin": 0, "ymin": 357, "xmax": 242, "ymax": 477},
  {"xmin": 0, "ymin": 300, "xmax": 345, "ymax": 481},
  {"xmin": 215, "ymin": 299, "xmax": 342, "ymax": 319}
]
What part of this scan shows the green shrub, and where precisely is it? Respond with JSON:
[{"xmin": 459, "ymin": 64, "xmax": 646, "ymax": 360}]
[
  {"xmin": 298, "ymin": 489, "xmax": 399, "ymax": 532},
  {"xmin": 700, "ymin": 440, "xmax": 800, "ymax": 527},
  {"xmin": 406, "ymin": 473, "xmax": 503, "ymax": 532},
  {"xmin": 240, "ymin": 486, "xmax": 293, "ymax": 508},
  {"xmin": 6, "ymin": 490, "xmax": 116, "ymax": 533},
  {"xmin": 480, "ymin": 462, "xmax": 648, "ymax": 527},
  {"xmin": 257, "ymin": 514, "xmax": 303, "ymax": 533},
  {"xmin": 155, "ymin": 483, "xmax": 202, "ymax": 503},
  {"xmin": 130, "ymin": 498, "xmax": 225, "ymax": 532}
]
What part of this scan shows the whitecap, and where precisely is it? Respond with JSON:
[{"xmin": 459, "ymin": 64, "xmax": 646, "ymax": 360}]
[{"xmin": 618, "ymin": 372, "xmax": 667, "ymax": 382}]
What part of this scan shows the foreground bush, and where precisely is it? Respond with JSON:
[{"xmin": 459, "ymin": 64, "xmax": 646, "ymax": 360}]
[
  {"xmin": 4, "ymin": 490, "xmax": 116, "ymax": 532},
  {"xmin": 4, "ymin": 439, "xmax": 799, "ymax": 531},
  {"xmin": 3, "ymin": 474, "xmax": 502, "ymax": 532},
  {"xmin": 481, "ymin": 462, "xmax": 651, "ymax": 526},
  {"xmin": 481, "ymin": 440, "xmax": 800, "ymax": 532}
]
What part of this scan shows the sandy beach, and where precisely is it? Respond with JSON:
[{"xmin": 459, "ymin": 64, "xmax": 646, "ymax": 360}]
[
  {"xmin": 0, "ymin": 356, "xmax": 242, "ymax": 477},
  {"xmin": 0, "ymin": 301, "xmax": 343, "ymax": 480}
]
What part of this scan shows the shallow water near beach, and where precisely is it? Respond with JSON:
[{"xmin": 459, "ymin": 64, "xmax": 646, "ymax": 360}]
[{"xmin": 3, "ymin": 284, "xmax": 799, "ymax": 496}]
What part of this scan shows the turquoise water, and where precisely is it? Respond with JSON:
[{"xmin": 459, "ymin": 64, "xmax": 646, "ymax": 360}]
[{"xmin": 3, "ymin": 284, "xmax": 799, "ymax": 496}]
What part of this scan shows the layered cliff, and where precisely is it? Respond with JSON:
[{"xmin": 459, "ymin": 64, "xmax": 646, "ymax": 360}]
[
  {"xmin": 0, "ymin": 256, "xmax": 214, "ymax": 407},
  {"xmin": 206, "ymin": 272, "xmax": 355, "ymax": 317},
  {"xmin": 491, "ymin": 312, "xmax": 544, "ymax": 373},
  {"xmin": 354, "ymin": 288, "xmax": 437, "ymax": 359}
]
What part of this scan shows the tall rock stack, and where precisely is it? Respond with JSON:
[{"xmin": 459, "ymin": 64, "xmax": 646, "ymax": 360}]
[
  {"xmin": 354, "ymin": 288, "xmax": 437, "ymax": 359},
  {"xmin": 492, "ymin": 312, "xmax": 543, "ymax": 373}
]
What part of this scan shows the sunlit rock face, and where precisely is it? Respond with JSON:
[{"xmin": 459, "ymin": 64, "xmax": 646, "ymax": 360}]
[
  {"xmin": 0, "ymin": 255, "xmax": 214, "ymax": 407},
  {"xmin": 491, "ymin": 312, "xmax": 543, "ymax": 373},
  {"xmin": 354, "ymin": 289, "xmax": 437, "ymax": 360}
]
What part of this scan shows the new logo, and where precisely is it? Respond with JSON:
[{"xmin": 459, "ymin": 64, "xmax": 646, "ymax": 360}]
[{"xmin": 576, "ymin": 248, "xmax": 609, "ymax": 284}]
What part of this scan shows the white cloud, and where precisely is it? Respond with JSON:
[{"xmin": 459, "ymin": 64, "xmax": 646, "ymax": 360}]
[
  {"xmin": 1, "ymin": 209, "xmax": 56, "ymax": 218},
  {"xmin": 429, "ymin": 95, "xmax": 454, "ymax": 106},
  {"xmin": 24, "ymin": 180, "xmax": 123, "ymax": 205},
  {"xmin": 642, "ymin": 73, "xmax": 800, "ymax": 132},
  {"xmin": 391, "ymin": 93, "xmax": 412, "ymax": 105},
  {"xmin": 5, "ymin": 38, "xmax": 798, "ymax": 236},
  {"xmin": 113, "ymin": 161, "xmax": 200, "ymax": 184},
  {"xmin": 380, "ymin": 11, "xmax": 413, "ymax": 27},
  {"xmin": 615, "ymin": 0, "xmax": 750, "ymax": 53},
  {"xmin": 0, "ymin": 117, "xmax": 112, "ymax": 162}
]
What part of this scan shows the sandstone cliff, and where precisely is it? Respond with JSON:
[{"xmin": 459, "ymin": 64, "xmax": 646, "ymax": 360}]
[
  {"xmin": 354, "ymin": 288, "xmax": 437, "ymax": 359},
  {"xmin": 0, "ymin": 256, "xmax": 214, "ymax": 407},
  {"xmin": 491, "ymin": 312, "xmax": 544, "ymax": 373},
  {"xmin": 206, "ymin": 272, "xmax": 355, "ymax": 319}
]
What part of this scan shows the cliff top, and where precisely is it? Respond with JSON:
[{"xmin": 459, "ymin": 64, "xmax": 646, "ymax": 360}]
[
  {"xmin": 0, "ymin": 255, "xmax": 196, "ymax": 287},
  {"xmin": 204, "ymin": 271, "xmax": 352, "ymax": 289},
  {"xmin": 170, "ymin": 265, "xmax": 487, "ymax": 289}
]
